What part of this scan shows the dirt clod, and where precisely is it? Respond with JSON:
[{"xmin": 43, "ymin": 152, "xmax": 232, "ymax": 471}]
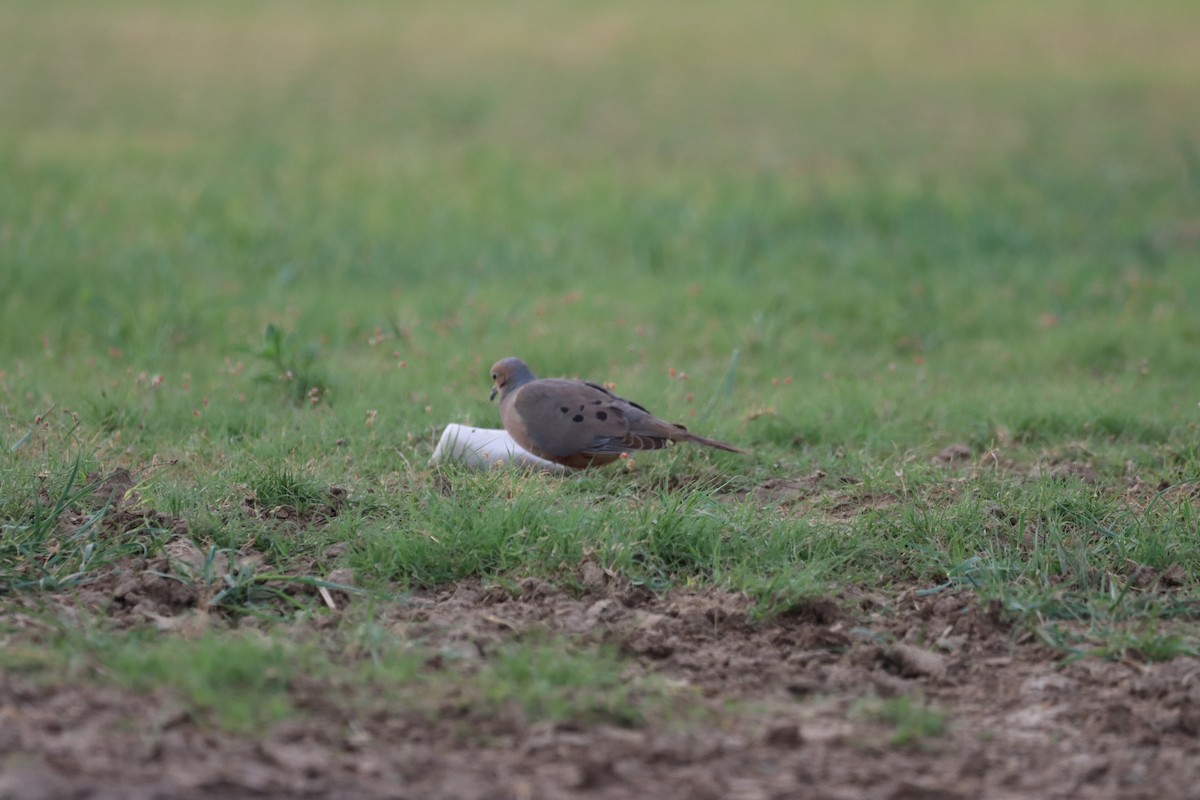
[
  {"xmin": 750, "ymin": 472, "xmax": 826, "ymax": 504},
  {"xmin": 934, "ymin": 444, "xmax": 972, "ymax": 463},
  {"xmin": 884, "ymin": 643, "xmax": 948, "ymax": 680}
]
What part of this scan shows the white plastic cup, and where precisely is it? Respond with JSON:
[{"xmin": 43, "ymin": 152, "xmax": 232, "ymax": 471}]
[{"xmin": 430, "ymin": 424, "xmax": 569, "ymax": 474}]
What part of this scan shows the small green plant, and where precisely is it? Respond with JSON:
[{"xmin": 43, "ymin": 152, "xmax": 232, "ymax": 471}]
[
  {"xmin": 85, "ymin": 392, "xmax": 138, "ymax": 434},
  {"xmin": 471, "ymin": 639, "xmax": 649, "ymax": 727},
  {"xmin": 251, "ymin": 323, "xmax": 330, "ymax": 406},
  {"xmin": 154, "ymin": 544, "xmax": 357, "ymax": 616},
  {"xmin": 244, "ymin": 464, "xmax": 328, "ymax": 514},
  {"xmin": 854, "ymin": 693, "xmax": 949, "ymax": 747},
  {"xmin": 0, "ymin": 456, "xmax": 150, "ymax": 593},
  {"xmin": 1090, "ymin": 629, "xmax": 1199, "ymax": 663}
]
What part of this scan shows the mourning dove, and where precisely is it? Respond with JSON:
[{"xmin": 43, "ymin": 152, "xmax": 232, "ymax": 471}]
[{"xmin": 489, "ymin": 357, "xmax": 748, "ymax": 469}]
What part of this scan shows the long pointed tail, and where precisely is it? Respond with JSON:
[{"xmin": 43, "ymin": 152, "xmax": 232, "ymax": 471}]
[{"xmin": 680, "ymin": 431, "xmax": 751, "ymax": 455}]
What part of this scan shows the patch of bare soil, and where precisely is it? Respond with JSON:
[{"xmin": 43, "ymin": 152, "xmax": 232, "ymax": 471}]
[
  {"xmin": 735, "ymin": 471, "xmax": 909, "ymax": 522},
  {"xmin": 5, "ymin": 559, "xmax": 1200, "ymax": 800},
  {"xmin": 242, "ymin": 485, "xmax": 349, "ymax": 529}
]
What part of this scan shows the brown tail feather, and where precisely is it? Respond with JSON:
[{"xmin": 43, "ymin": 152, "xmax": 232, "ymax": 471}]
[{"xmin": 620, "ymin": 432, "xmax": 673, "ymax": 451}]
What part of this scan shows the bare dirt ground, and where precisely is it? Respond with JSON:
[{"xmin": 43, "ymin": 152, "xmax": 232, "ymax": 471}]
[
  {"xmin": 4, "ymin": 466, "xmax": 1199, "ymax": 798},
  {"xmin": 4, "ymin": 551, "xmax": 1200, "ymax": 800}
]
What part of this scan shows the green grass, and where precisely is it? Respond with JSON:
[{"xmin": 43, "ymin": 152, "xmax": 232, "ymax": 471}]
[
  {"xmin": 1, "ymin": 620, "xmax": 664, "ymax": 733},
  {"xmin": 474, "ymin": 638, "xmax": 656, "ymax": 727},
  {"xmin": 2, "ymin": 0, "xmax": 1200, "ymax": 733},
  {"xmin": 854, "ymin": 693, "xmax": 949, "ymax": 748}
]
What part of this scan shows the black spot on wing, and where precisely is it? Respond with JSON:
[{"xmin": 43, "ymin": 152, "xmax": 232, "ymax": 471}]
[
  {"xmin": 572, "ymin": 414, "xmax": 584, "ymax": 423},
  {"xmin": 596, "ymin": 411, "xmax": 608, "ymax": 421},
  {"xmin": 560, "ymin": 406, "xmax": 569, "ymax": 413}
]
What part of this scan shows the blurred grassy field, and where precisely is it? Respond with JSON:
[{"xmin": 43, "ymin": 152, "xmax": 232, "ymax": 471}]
[{"xmin": 3, "ymin": 0, "xmax": 1200, "ymax": 720}]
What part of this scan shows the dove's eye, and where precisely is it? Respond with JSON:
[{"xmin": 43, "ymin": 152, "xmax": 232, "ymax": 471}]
[{"xmin": 491, "ymin": 373, "xmax": 498, "ymax": 381}]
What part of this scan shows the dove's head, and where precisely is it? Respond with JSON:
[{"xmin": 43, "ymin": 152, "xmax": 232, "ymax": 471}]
[{"xmin": 490, "ymin": 357, "xmax": 536, "ymax": 402}]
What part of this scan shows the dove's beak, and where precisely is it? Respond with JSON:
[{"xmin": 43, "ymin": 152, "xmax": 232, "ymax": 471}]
[{"xmin": 489, "ymin": 386, "xmax": 498, "ymax": 402}]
